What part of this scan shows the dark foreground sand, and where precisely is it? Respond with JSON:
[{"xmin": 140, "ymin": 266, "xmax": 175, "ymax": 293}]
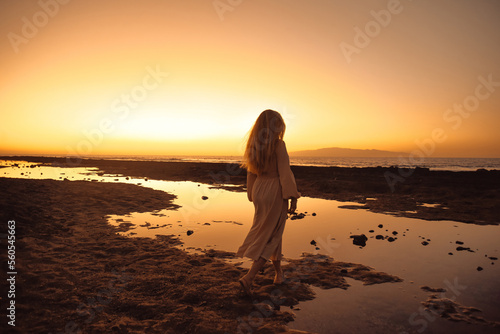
[{"xmin": 0, "ymin": 177, "xmax": 402, "ymax": 334}]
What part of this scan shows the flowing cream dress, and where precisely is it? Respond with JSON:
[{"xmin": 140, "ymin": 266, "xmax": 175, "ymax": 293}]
[{"xmin": 236, "ymin": 140, "xmax": 301, "ymax": 261}]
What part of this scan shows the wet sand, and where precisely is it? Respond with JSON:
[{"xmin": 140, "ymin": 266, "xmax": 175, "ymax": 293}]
[{"xmin": 0, "ymin": 177, "xmax": 402, "ymax": 333}]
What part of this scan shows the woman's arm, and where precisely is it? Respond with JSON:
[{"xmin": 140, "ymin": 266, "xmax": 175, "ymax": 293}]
[
  {"xmin": 246, "ymin": 171, "xmax": 257, "ymax": 202},
  {"xmin": 288, "ymin": 197, "xmax": 298, "ymax": 213},
  {"xmin": 276, "ymin": 140, "xmax": 301, "ymax": 200}
]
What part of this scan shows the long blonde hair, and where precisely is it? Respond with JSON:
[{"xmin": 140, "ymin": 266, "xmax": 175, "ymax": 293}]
[{"xmin": 242, "ymin": 109, "xmax": 286, "ymax": 174}]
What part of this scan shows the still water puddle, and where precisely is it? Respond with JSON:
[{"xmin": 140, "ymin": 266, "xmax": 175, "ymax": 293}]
[{"xmin": 2, "ymin": 160, "xmax": 499, "ymax": 333}]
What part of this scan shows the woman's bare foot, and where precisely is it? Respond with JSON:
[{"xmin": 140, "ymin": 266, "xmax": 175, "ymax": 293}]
[
  {"xmin": 272, "ymin": 260, "xmax": 284, "ymax": 284},
  {"xmin": 239, "ymin": 276, "xmax": 253, "ymax": 297},
  {"xmin": 273, "ymin": 271, "xmax": 284, "ymax": 284}
]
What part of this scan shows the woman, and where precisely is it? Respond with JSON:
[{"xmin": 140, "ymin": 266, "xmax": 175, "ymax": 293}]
[{"xmin": 237, "ymin": 109, "xmax": 300, "ymax": 296}]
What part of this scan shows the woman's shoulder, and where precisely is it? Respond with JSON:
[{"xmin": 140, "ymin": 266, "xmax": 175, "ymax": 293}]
[
  {"xmin": 274, "ymin": 139, "xmax": 289, "ymax": 157},
  {"xmin": 275, "ymin": 139, "xmax": 287, "ymax": 150}
]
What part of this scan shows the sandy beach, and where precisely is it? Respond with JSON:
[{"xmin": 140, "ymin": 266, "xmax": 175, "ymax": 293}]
[{"xmin": 1, "ymin": 157, "xmax": 499, "ymax": 333}]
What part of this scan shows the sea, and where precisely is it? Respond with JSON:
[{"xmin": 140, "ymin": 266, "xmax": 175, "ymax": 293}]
[{"xmin": 12, "ymin": 154, "xmax": 500, "ymax": 172}]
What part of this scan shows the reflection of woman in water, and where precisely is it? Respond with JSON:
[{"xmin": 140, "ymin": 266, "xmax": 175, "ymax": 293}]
[{"xmin": 237, "ymin": 109, "xmax": 300, "ymax": 296}]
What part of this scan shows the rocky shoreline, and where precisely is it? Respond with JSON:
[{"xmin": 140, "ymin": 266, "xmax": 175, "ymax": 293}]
[{"xmin": 3, "ymin": 156, "xmax": 499, "ymax": 225}]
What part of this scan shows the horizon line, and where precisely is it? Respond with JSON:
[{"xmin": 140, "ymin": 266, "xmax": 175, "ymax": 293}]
[{"xmin": 1, "ymin": 153, "xmax": 500, "ymax": 160}]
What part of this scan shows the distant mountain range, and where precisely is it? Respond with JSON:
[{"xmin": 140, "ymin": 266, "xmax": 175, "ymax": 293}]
[{"xmin": 289, "ymin": 147, "xmax": 407, "ymax": 157}]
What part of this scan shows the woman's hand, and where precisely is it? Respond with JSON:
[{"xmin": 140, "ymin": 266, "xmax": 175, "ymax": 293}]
[{"xmin": 288, "ymin": 198, "xmax": 297, "ymax": 214}]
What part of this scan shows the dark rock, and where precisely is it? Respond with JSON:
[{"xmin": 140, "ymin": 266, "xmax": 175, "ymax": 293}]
[
  {"xmin": 422, "ymin": 241, "xmax": 429, "ymax": 246},
  {"xmin": 420, "ymin": 286, "xmax": 446, "ymax": 293},
  {"xmin": 378, "ymin": 224, "xmax": 383, "ymax": 228},
  {"xmin": 456, "ymin": 241, "xmax": 464, "ymax": 245},
  {"xmin": 375, "ymin": 235, "xmax": 384, "ymax": 240},
  {"xmin": 350, "ymin": 234, "xmax": 368, "ymax": 247},
  {"xmin": 387, "ymin": 237, "xmax": 395, "ymax": 242},
  {"xmin": 477, "ymin": 266, "xmax": 483, "ymax": 271},
  {"xmin": 369, "ymin": 230, "xmax": 374, "ymax": 233},
  {"xmin": 310, "ymin": 240, "xmax": 317, "ymax": 246},
  {"xmin": 340, "ymin": 269, "xmax": 348, "ymax": 274},
  {"xmin": 456, "ymin": 246, "xmax": 474, "ymax": 252},
  {"xmin": 392, "ymin": 231, "xmax": 398, "ymax": 235},
  {"xmin": 201, "ymin": 196, "xmax": 208, "ymax": 200},
  {"xmin": 291, "ymin": 212, "xmax": 306, "ymax": 220},
  {"xmin": 489, "ymin": 256, "xmax": 498, "ymax": 260},
  {"xmin": 312, "ymin": 212, "xmax": 316, "ymax": 216},
  {"xmin": 187, "ymin": 230, "xmax": 194, "ymax": 236},
  {"xmin": 448, "ymin": 252, "xmax": 453, "ymax": 255}
]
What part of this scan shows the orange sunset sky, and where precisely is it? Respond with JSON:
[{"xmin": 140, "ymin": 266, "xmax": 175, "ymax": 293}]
[{"xmin": 1, "ymin": 0, "xmax": 499, "ymax": 157}]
